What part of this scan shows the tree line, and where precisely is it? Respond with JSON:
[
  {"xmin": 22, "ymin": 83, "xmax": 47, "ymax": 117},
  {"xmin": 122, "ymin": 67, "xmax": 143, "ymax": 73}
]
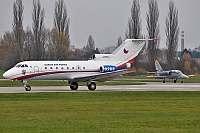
[
  {"xmin": 124, "ymin": 0, "xmax": 199, "ymax": 74},
  {"xmin": 0, "ymin": 0, "xmax": 98, "ymax": 70}
]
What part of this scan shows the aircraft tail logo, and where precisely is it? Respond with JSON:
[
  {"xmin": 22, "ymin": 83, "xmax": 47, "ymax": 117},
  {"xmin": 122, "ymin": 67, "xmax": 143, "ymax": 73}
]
[{"xmin": 123, "ymin": 48, "xmax": 129, "ymax": 54}]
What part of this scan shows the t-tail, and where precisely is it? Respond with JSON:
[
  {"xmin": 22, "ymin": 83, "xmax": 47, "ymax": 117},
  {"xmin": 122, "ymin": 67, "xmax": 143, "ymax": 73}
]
[
  {"xmin": 155, "ymin": 60, "xmax": 164, "ymax": 72},
  {"xmin": 111, "ymin": 39, "xmax": 157, "ymax": 66}
]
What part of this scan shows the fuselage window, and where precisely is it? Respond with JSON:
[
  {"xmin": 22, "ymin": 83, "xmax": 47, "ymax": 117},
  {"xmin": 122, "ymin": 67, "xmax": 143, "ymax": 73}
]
[
  {"xmin": 72, "ymin": 67, "xmax": 74, "ymax": 69},
  {"xmin": 67, "ymin": 67, "xmax": 69, "ymax": 69},
  {"xmin": 56, "ymin": 67, "xmax": 58, "ymax": 69},
  {"xmin": 25, "ymin": 64, "xmax": 28, "ymax": 67},
  {"xmin": 50, "ymin": 67, "xmax": 53, "ymax": 69},
  {"xmin": 61, "ymin": 67, "xmax": 64, "ymax": 70},
  {"xmin": 83, "ymin": 67, "xmax": 86, "ymax": 69},
  {"xmin": 45, "ymin": 67, "xmax": 47, "ymax": 69}
]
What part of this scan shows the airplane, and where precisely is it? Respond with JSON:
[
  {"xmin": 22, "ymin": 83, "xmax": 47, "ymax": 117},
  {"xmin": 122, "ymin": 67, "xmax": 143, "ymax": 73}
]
[
  {"xmin": 147, "ymin": 60, "xmax": 194, "ymax": 83},
  {"xmin": 3, "ymin": 38, "xmax": 156, "ymax": 91}
]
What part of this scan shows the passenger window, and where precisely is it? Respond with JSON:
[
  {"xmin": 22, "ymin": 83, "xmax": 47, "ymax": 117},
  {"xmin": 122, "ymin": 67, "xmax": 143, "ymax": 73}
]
[
  {"xmin": 83, "ymin": 67, "xmax": 86, "ymax": 69},
  {"xmin": 56, "ymin": 67, "xmax": 58, "ymax": 69},
  {"xmin": 61, "ymin": 67, "xmax": 64, "ymax": 70},
  {"xmin": 72, "ymin": 67, "xmax": 74, "ymax": 69},
  {"xmin": 67, "ymin": 67, "xmax": 69, "ymax": 69},
  {"xmin": 45, "ymin": 67, "xmax": 47, "ymax": 69},
  {"xmin": 50, "ymin": 67, "xmax": 53, "ymax": 69}
]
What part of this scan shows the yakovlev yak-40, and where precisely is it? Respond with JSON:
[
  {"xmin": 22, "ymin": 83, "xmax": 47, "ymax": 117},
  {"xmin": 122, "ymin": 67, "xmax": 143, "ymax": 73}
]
[{"xmin": 3, "ymin": 39, "xmax": 156, "ymax": 91}]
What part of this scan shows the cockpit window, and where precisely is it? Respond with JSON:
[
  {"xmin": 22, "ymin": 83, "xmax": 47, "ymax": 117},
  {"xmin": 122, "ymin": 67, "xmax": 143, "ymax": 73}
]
[
  {"xmin": 15, "ymin": 64, "xmax": 22, "ymax": 68},
  {"xmin": 15, "ymin": 64, "xmax": 28, "ymax": 68}
]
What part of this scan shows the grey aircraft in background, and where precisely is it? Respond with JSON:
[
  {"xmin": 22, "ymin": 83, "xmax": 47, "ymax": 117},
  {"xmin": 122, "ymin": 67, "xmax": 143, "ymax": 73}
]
[{"xmin": 147, "ymin": 60, "xmax": 195, "ymax": 83}]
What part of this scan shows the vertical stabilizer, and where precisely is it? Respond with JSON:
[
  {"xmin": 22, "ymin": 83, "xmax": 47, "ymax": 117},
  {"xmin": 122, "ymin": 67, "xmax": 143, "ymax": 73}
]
[
  {"xmin": 112, "ymin": 39, "xmax": 153, "ymax": 66},
  {"xmin": 155, "ymin": 60, "xmax": 163, "ymax": 72}
]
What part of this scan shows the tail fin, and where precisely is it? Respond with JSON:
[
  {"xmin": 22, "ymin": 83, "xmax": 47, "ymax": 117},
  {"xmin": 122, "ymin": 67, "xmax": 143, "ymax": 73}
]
[
  {"xmin": 155, "ymin": 60, "xmax": 163, "ymax": 72},
  {"xmin": 112, "ymin": 39, "xmax": 155, "ymax": 66}
]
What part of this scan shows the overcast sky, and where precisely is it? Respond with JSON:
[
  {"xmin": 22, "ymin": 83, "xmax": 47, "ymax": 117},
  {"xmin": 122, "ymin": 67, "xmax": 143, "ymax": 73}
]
[{"xmin": 0, "ymin": 0, "xmax": 200, "ymax": 50}]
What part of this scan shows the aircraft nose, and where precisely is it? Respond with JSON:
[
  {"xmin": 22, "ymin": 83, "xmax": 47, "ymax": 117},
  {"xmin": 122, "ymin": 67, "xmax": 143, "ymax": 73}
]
[
  {"xmin": 3, "ymin": 71, "xmax": 9, "ymax": 79},
  {"xmin": 3, "ymin": 70, "xmax": 11, "ymax": 79}
]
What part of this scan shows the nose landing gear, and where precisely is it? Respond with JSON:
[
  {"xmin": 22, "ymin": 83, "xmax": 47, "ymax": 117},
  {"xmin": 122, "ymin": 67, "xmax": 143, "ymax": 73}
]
[{"xmin": 22, "ymin": 80, "xmax": 31, "ymax": 91}]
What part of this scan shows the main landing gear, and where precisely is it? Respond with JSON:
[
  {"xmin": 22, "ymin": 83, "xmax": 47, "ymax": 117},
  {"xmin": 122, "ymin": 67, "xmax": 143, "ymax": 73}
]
[
  {"xmin": 69, "ymin": 81, "xmax": 96, "ymax": 91},
  {"xmin": 163, "ymin": 79, "xmax": 183, "ymax": 83}
]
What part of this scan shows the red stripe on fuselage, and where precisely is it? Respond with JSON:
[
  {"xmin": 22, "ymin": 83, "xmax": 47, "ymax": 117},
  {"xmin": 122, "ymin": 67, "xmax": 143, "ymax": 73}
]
[{"xmin": 12, "ymin": 70, "xmax": 99, "ymax": 80}]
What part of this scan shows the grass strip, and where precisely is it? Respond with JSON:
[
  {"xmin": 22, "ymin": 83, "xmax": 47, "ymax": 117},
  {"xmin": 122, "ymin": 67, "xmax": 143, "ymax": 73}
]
[{"xmin": 0, "ymin": 91, "xmax": 199, "ymax": 132}]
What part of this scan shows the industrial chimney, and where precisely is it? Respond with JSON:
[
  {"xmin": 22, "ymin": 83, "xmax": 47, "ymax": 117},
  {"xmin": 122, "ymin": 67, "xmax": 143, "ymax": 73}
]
[{"xmin": 181, "ymin": 31, "xmax": 184, "ymax": 51}]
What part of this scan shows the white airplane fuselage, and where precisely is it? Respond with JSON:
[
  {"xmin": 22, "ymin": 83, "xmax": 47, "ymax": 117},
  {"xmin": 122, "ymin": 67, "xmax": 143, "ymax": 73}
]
[{"xmin": 3, "ymin": 60, "xmax": 127, "ymax": 81}]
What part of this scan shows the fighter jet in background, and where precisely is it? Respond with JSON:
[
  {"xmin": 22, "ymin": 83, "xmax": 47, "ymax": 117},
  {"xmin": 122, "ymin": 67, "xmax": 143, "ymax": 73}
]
[{"xmin": 147, "ymin": 60, "xmax": 195, "ymax": 83}]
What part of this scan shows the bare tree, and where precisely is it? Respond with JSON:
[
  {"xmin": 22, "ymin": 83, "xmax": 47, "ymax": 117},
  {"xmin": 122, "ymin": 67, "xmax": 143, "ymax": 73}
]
[
  {"xmin": 146, "ymin": 0, "xmax": 160, "ymax": 71},
  {"xmin": 12, "ymin": 0, "xmax": 24, "ymax": 49},
  {"xmin": 116, "ymin": 36, "xmax": 123, "ymax": 48},
  {"xmin": 82, "ymin": 35, "xmax": 96, "ymax": 59},
  {"xmin": 125, "ymin": 0, "xmax": 141, "ymax": 39},
  {"xmin": 54, "ymin": 0, "xmax": 70, "ymax": 38},
  {"xmin": 86, "ymin": 35, "xmax": 95, "ymax": 52},
  {"xmin": 23, "ymin": 27, "xmax": 34, "ymax": 60},
  {"xmin": 32, "ymin": 0, "xmax": 45, "ymax": 60},
  {"xmin": 0, "ymin": 32, "xmax": 21, "ymax": 69},
  {"xmin": 50, "ymin": 28, "xmax": 70, "ymax": 60},
  {"xmin": 165, "ymin": 1, "xmax": 179, "ymax": 68}
]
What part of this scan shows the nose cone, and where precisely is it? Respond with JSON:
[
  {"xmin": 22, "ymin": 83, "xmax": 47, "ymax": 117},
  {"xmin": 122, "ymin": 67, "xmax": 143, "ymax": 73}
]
[
  {"xmin": 3, "ymin": 71, "xmax": 9, "ymax": 79},
  {"xmin": 181, "ymin": 74, "xmax": 189, "ymax": 79},
  {"xmin": 3, "ymin": 70, "xmax": 12, "ymax": 79}
]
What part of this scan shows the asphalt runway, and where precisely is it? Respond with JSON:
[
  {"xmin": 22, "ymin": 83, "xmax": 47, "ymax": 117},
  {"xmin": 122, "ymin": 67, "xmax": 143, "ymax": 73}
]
[{"xmin": 0, "ymin": 82, "xmax": 199, "ymax": 93}]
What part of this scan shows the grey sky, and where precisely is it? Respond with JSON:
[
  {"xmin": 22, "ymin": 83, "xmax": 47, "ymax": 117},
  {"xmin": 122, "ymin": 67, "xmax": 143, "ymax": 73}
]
[{"xmin": 0, "ymin": 0, "xmax": 200, "ymax": 50}]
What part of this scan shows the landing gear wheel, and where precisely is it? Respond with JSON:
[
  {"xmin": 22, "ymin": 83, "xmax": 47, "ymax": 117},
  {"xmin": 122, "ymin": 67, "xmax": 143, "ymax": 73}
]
[
  {"xmin": 88, "ymin": 82, "xmax": 96, "ymax": 91},
  {"xmin": 25, "ymin": 86, "xmax": 31, "ymax": 91},
  {"xmin": 70, "ymin": 82, "xmax": 78, "ymax": 90},
  {"xmin": 163, "ymin": 80, "xmax": 165, "ymax": 83},
  {"xmin": 174, "ymin": 80, "xmax": 177, "ymax": 83},
  {"xmin": 181, "ymin": 81, "xmax": 183, "ymax": 83}
]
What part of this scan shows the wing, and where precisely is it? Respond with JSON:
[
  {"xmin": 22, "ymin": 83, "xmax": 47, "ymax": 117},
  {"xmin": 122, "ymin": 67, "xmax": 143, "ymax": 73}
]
[
  {"xmin": 70, "ymin": 70, "xmax": 130, "ymax": 82},
  {"xmin": 147, "ymin": 75, "xmax": 169, "ymax": 79}
]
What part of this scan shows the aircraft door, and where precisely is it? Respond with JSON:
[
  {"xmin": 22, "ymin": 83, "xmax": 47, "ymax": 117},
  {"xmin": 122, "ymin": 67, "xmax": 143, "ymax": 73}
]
[{"xmin": 34, "ymin": 66, "xmax": 39, "ymax": 75}]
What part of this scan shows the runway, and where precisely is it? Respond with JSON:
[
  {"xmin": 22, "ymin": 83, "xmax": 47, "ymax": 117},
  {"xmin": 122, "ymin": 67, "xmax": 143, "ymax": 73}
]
[{"xmin": 0, "ymin": 82, "xmax": 199, "ymax": 93}]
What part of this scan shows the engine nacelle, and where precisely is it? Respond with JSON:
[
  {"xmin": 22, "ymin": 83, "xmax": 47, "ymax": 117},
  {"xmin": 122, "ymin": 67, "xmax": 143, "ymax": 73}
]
[
  {"xmin": 126, "ymin": 63, "xmax": 131, "ymax": 68},
  {"xmin": 100, "ymin": 65, "xmax": 117, "ymax": 73}
]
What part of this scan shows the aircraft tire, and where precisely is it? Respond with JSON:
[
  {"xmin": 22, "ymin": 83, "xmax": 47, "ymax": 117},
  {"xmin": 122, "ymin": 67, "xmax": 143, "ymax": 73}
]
[
  {"xmin": 163, "ymin": 80, "xmax": 165, "ymax": 83},
  {"xmin": 174, "ymin": 80, "xmax": 177, "ymax": 83},
  {"xmin": 70, "ymin": 82, "xmax": 78, "ymax": 90},
  {"xmin": 88, "ymin": 82, "xmax": 96, "ymax": 91},
  {"xmin": 25, "ymin": 86, "xmax": 31, "ymax": 91}
]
